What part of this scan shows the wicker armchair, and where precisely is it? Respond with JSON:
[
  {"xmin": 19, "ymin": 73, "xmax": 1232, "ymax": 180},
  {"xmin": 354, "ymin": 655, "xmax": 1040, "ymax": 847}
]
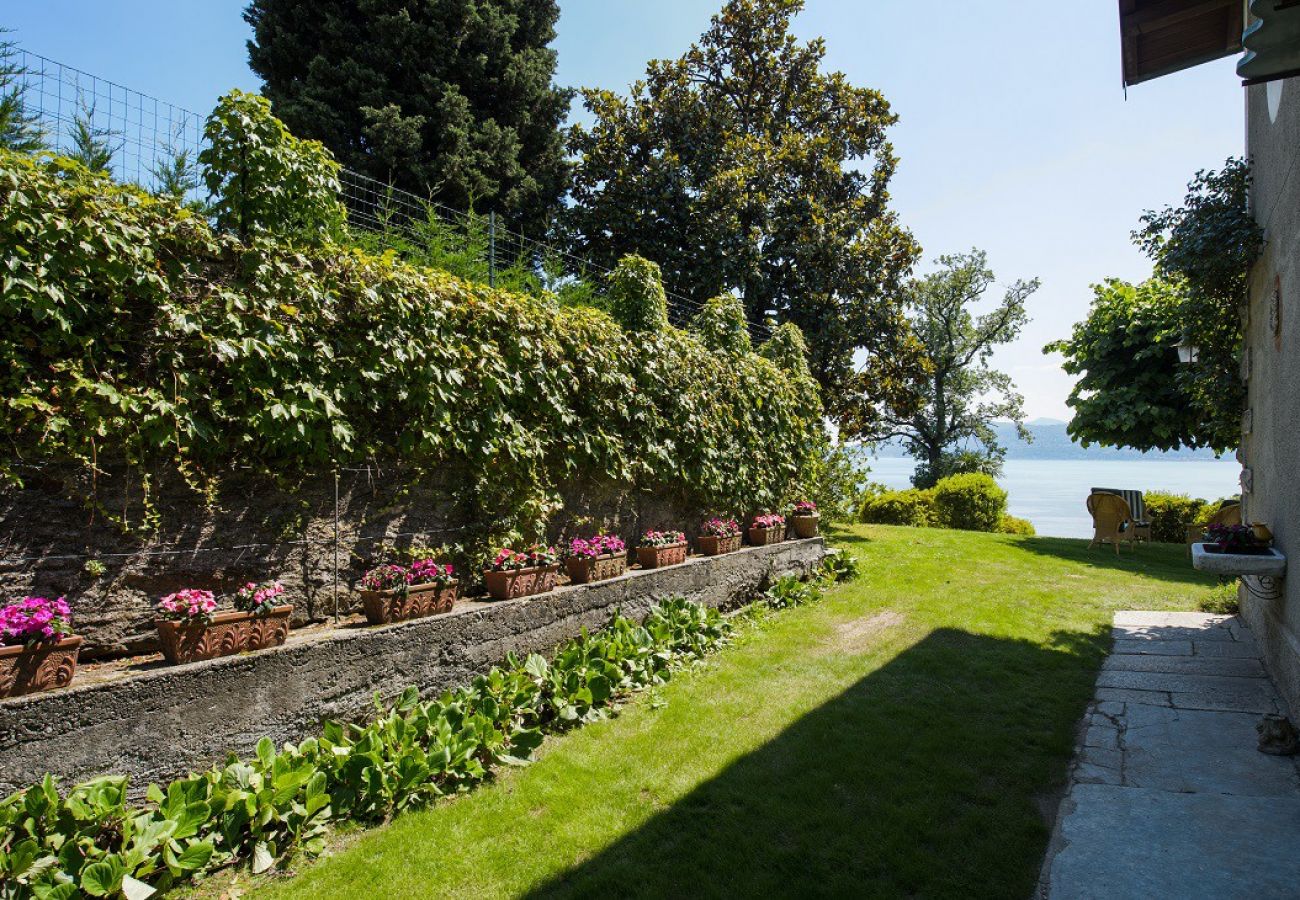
[{"xmin": 1087, "ymin": 492, "xmax": 1135, "ymax": 555}]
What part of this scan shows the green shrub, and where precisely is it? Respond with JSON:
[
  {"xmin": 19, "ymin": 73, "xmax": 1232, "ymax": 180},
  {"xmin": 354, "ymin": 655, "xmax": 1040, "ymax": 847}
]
[
  {"xmin": 931, "ymin": 473, "xmax": 1007, "ymax": 532},
  {"xmin": 859, "ymin": 487, "xmax": 936, "ymax": 527},
  {"xmin": 0, "ymin": 598, "xmax": 730, "ymax": 895},
  {"xmin": 1199, "ymin": 581, "xmax": 1240, "ymax": 615},
  {"xmin": 998, "ymin": 514, "xmax": 1036, "ymax": 536},
  {"xmin": 606, "ymin": 254, "xmax": 669, "ymax": 332},
  {"xmin": 1143, "ymin": 492, "xmax": 1208, "ymax": 543}
]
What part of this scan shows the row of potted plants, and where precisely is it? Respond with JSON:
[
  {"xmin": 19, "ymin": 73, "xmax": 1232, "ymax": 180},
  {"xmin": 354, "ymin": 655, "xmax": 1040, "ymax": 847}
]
[{"xmin": 0, "ymin": 503, "xmax": 821, "ymax": 699}]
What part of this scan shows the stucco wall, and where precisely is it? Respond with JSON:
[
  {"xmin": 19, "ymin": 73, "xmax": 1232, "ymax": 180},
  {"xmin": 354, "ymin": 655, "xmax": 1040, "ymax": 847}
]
[
  {"xmin": 0, "ymin": 537, "xmax": 825, "ymax": 796},
  {"xmin": 1240, "ymin": 75, "xmax": 1300, "ymax": 714}
]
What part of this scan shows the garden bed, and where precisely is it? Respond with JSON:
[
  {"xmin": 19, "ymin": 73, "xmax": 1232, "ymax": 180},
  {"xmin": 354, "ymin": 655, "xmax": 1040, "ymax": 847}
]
[{"xmin": 0, "ymin": 538, "xmax": 825, "ymax": 795}]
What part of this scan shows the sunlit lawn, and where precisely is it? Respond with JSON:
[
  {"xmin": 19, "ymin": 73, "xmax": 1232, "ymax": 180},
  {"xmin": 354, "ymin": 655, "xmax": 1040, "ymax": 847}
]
[{"xmin": 244, "ymin": 525, "xmax": 1216, "ymax": 899}]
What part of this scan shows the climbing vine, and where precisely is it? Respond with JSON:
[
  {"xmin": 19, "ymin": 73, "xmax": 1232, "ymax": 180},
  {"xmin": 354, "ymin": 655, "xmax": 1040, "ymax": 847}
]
[{"xmin": 0, "ymin": 105, "xmax": 823, "ymax": 548}]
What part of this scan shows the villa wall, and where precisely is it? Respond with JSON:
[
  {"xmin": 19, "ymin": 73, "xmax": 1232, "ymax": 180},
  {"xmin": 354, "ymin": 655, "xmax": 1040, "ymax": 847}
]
[
  {"xmin": 1240, "ymin": 74, "xmax": 1300, "ymax": 715},
  {"xmin": 0, "ymin": 537, "xmax": 825, "ymax": 795}
]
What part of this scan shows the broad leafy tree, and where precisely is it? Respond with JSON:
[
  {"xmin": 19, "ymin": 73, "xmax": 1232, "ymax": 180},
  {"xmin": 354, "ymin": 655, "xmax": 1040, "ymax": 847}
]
[
  {"xmin": 873, "ymin": 251, "xmax": 1037, "ymax": 489},
  {"xmin": 1048, "ymin": 278, "xmax": 1206, "ymax": 452},
  {"xmin": 562, "ymin": 0, "xmax": 924, "ymax": 419},
  {"xmin": 244, "ymin": 0, "xmax": 572, "ymax": 236},
  {"xmin": 1048, "ymin": 158, "xmax": 1261, "ymax": 453}
]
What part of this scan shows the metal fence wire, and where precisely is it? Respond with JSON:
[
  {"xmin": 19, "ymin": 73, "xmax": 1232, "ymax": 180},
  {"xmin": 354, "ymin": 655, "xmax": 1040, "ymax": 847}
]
[{"xmin": 12, "ymin": 48, "xmax": 769, "ymax": 336}]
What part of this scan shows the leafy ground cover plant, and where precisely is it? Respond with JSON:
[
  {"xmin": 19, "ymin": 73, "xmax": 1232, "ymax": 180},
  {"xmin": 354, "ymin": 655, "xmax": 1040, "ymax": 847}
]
[
  {"xmin": 154, "ymin": 589, "xmax": 217, "ymax": 622},
  {"xmin": 700, "ymin": 518, "xmax": 740, "ymax": 538},
  {"xmin": 0, "ymin": 597, "xmax": 736, "ymax": 897},
  {"xmin": 0, "ymin": 596, "xmax": 73, "ymax": 645},
  {"xmin": 640, "ymin": 530, "xmax": 686, "ymax": 547}
]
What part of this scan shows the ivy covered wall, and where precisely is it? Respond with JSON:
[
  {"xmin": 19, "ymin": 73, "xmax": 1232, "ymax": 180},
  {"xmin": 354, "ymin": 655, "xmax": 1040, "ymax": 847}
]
[{"xmin": 0, "ymin": 101, "xmax": 824, "ymax": 651}]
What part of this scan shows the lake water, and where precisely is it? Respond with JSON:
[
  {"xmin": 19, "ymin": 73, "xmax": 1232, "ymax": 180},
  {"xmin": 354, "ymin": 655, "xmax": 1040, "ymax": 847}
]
[{"xmin": 866, "ymin": 457, "xmax": 1242, "ymax": 539}]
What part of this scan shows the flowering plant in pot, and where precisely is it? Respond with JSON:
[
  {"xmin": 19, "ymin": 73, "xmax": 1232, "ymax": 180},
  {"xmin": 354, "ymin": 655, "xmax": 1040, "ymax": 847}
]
[
  {"xmin": 790, "ymin": 500, "xmax": 820, "ymax": 538},
  {"xmin": 698, "ymin": 518, "xmax": 742, "ymax": 556},
  {"xmin": 0, "ymin": 596, "xmax": 81, "ymax": 698},
  {"xmin": 484, "ymin": 544, "xmax": 561, "ymax": 600},
  {"xmin": 747, "ymin": 513, "xmax": 787, "ymax": 546},
  {"xmin": 637, "ymin": 529, "xmax": 688, "ymax": 569},
  {"xmin": 1205, "ymin": 524, "xmax": 1268, "ymax": 555},
  {"xmin": 565, "ymin": 534, "xmax": 628, "ymax": 584},
  {"xmin": 360, "ymin": 561, "xmax": 458, "ymax": 625},
  {"xmin": 155, "ymin": 586, "xmax": 292, "ymax": 665},
  {"xmin": 232, "ymin": 581, "xmax": 294, "ymax": 650}
]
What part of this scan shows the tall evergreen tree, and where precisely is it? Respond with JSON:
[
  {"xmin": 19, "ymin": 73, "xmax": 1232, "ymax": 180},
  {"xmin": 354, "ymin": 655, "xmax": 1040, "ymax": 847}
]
[
  {"xmin": 0, "ymin": 30, "xmax": 44, "ymax": 153},
  {"xmin": 562, "ymin": 0, "xmax": 924, "ymax": 423},
  {"xmin": 244, "ymin": 0, "xmax": 572, "ymax": 236}
]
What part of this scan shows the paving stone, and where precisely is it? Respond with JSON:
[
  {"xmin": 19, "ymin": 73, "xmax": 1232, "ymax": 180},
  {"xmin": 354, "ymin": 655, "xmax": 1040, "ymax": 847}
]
[
  {"xmin": 1095, "ymin": 687, "xmax": 1170, "ymax": 707},
  {"xmin": 1111, "ymin": 639, "xmax": 1193, "ymax": 656},
  {"xmin": 1112, "ymin": 611, "xmax": 1236, "ymax": 628},
  {"xmin": 1102, "ymin": 654, "xmax": 1265, "ymax": 678},
  {"xmin": 1096, "ymin": 669, "xmax": 1278, "ymax": 698},
  {"xmin": 1083, "ymin": 723, "xmax": 1120, "ymax": 750},
  {"xmin": 1112, "ymin": 624, "xmax": 1236, "ymax": 642},
  {"xmin": 1094, "ymin": 700, "xmax": 1126, "ymax": 717},
  {"xmin": 1042, "ymin": 611, "xmax": 1300, "ymax": 899},
  {"xmin": 1046, "ymin": 784, "xmax": 1300, "ymax": 899},
  {"xmin": 1194, "ymin": 639, "xmax": 1263, "ymax": 658},
  {"xmin": 1168, "ymin": 690, "xmax": 1279, "ymax": 715},
  {"xmin": 1121, "ymin": 706, "xmax": 1300, "ymax": 796}
]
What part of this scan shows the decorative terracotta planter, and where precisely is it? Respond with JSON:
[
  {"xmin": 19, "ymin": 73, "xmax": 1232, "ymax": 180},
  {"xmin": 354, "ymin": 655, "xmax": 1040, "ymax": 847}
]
[
  {"xmin": 565, "ymin": 554, "xmax": 627, "ymax": 584},
  {"xmin": 0, "ymin": 636, "xmax": 82, "ymax": 699},
  {"xmin": 792, "ymin": 514, "xmax": 820, "ymax": 539},
  {"xmin": 360, "ymin": 581, "xmax": 459, "ymax": 625},
  {"xmin": 155, "ymin": 605, "xmax": 293, "ymax": 665},
  {"xmin": 747, "ymin": 526, "xmax": 785, "ymax": 546},
  {"xmin": 698, "ymin": 534, "xmax": 741, "ymax": 556},
  {"xmin": 483, "ymin": 565, "xmax": 561, "ymax": 601},
  {"xmin": 636, "ymin": 542, "xmax": 688, "ymax": 569}
]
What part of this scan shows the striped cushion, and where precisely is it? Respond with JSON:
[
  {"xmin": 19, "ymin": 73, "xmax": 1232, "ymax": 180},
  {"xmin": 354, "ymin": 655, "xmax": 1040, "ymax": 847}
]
[{"xmin": 1091, "ymin": 488, "xmax": 1148, "ymax": 525}]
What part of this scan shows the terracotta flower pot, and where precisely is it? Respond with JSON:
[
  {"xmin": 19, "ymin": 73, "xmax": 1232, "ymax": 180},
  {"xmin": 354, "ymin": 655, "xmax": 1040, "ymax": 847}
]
[
  {"xmin": 360, "ymin": 581, "xmax": 458, "ymax": 625},
  {"xmin": 0, "ymin": 636, "xmax": 82, "ymax": 699},
  {"xmin": 747, "ymin": 526, "xmax": 785, "ymax": 546},
  {"xmin": 483, "ymin": 565, "xmax": 561, "ymax": 601},
  {"xmin": 792, "ymin": 514, "xmax": 820, "ymax": 538},
  {"xmin": 565, "ymin": 553, "xmax": 628, "ymax": 584},
  {"xmin": 155, "ymin": 605, "xmax": 293, "ymax": 665},
  {"xmin": 636, "ymin": 542, "xmax": 688, "ymax": 569},
  {"xmin": 698, "ymin": 534, "xmax": 741, "ymax": 556}
]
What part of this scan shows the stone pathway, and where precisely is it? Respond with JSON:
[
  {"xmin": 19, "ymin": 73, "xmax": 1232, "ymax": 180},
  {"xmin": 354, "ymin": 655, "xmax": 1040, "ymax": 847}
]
[{"xmin": 1040, "ymin": 611, "xmax": 1300, "ymax": 899}]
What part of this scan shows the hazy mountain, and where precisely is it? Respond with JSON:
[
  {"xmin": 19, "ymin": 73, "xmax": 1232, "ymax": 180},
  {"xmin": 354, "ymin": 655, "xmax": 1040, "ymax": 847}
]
[{"xmin": 870, "ymin": 418, "xmax": 1230, "ymax": 461}]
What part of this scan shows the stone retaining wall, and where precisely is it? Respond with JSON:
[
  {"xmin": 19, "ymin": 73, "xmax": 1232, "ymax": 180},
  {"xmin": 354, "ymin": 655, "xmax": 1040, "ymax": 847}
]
[{"xmin": 0, "ymin": 538, "xmax": 825, "ymax": 795}]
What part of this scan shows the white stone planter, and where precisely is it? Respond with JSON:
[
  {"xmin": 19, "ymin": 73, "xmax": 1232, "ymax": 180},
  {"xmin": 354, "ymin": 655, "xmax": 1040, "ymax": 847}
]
[{"xmin": 1191, "ymin": 543, "xmax": 1287, "ymax": 578}]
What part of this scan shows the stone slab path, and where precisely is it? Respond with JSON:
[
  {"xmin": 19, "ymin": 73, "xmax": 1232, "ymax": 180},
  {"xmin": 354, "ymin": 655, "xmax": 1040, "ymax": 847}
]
[{"xmin": 1040, "ymin": 611, "xmax": 1300, "ymax": 899}]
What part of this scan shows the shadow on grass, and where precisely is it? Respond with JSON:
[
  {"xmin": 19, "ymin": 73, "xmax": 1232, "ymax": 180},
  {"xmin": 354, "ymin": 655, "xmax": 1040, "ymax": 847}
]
[
  {"xmin": 1011, "ymin": 535, "xmax": 1213, "ymax": 586},
  {"xmin": 526, "ymin": 627, "xmax": 1107, "ymax": 899}
]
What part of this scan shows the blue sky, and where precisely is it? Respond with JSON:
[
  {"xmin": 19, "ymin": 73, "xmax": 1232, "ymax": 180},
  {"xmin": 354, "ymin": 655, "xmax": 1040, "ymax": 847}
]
[{"xmin": 4, "ymin": 1, "xmax": 1246, "ymax": 419}]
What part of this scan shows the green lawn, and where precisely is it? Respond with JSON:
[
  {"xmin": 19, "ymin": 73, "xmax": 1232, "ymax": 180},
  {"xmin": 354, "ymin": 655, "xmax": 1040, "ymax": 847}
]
[{"xmin": 247, "ymin": 525, "xmax": 1216, "ymax": 899}]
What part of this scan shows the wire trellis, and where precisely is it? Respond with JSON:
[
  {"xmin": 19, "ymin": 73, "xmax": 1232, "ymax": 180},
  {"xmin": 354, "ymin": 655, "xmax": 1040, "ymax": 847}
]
[{"xmin": 12, "ymin": 47, "xmax": 770, "ymax": 338}]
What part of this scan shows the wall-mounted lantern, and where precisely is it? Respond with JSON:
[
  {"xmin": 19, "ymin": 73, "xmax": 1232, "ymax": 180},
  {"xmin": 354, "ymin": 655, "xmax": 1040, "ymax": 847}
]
[{"xmin": 1177, "ymin": 329, "xmax": 1200, "ymax": 364}]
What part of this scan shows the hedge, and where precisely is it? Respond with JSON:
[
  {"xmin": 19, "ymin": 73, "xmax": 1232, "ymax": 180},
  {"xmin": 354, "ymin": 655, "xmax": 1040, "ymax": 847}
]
[
  {"xmin": 0, "ymin": 136, "xmax": 822, "ymax": 551},
  {"xmin": 1144, "ymin": 492, "xmax": 1236, "ymax": 544},
  {"xmin": 859, "ymin": 473, "xmax": 1029, "ymax": 534}
]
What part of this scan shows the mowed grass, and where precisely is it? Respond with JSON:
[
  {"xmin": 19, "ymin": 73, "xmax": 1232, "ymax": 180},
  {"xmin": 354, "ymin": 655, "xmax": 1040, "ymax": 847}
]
[{"xmin": 250, "ymin": 526, "xmax": 1216, "ymax": 899}]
